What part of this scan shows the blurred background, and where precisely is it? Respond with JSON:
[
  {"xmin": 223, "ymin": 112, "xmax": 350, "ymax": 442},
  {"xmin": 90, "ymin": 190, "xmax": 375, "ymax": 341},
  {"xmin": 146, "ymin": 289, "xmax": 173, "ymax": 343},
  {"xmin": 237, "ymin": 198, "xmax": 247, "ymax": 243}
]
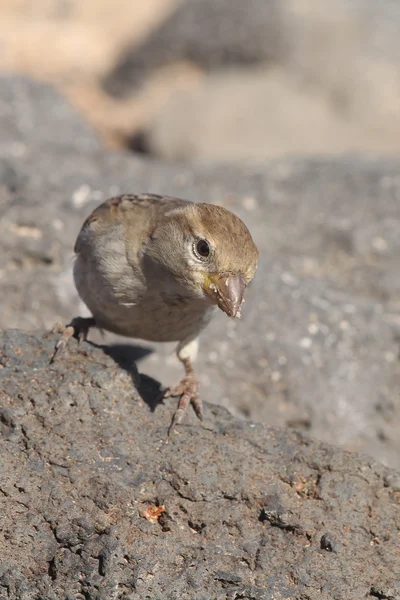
[
  {"xmin": 2, "ymin": 0, "xmax": 400, "ymax": 162},
  {"xmin": 1, "ymin": 0, "xmax": 400, "ymax": 469}
]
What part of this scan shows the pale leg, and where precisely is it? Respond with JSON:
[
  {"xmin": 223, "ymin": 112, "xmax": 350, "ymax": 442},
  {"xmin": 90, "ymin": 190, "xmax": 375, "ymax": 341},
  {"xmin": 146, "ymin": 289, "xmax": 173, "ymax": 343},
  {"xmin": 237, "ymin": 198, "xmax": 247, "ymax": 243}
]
[{"xmin": 165, "ymin": 337, "xmax": 203, "ymax": 435}]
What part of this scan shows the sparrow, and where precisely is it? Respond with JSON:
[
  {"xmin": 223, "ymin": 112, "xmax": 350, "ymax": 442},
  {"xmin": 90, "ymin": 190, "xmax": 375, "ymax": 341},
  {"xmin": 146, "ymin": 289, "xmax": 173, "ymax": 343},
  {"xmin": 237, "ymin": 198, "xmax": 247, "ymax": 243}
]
[{"xmin": 51, "ymin": 193, "xmax": 259, "ymax": 434}]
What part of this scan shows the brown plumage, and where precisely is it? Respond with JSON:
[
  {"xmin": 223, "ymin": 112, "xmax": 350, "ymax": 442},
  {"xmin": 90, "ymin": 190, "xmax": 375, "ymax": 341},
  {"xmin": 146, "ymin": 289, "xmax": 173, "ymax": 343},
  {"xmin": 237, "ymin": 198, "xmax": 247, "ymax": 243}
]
[{"xmin": 51, "ymin": 193, "xmax": 259, "ymax": 434}]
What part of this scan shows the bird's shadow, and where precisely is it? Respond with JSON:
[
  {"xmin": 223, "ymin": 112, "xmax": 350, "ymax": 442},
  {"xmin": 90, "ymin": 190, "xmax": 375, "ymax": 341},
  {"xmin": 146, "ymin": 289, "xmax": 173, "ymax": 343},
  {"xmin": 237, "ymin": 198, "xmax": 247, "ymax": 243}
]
[{"xmin": 87, "ymin": 340, "xmax": 165, "ymax": 412}]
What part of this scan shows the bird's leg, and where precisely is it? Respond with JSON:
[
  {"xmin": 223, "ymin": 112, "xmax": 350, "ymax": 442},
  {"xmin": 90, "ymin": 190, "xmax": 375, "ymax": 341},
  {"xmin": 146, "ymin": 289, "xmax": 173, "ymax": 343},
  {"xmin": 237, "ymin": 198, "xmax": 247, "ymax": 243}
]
[
  {"xmin": 48, "ymin": 316, "xmax": 96, "ymax": 363},
  {"xmin": 165, "ymin": 338, "xmax": 202, "ymax": 435},
  {"xmin": 166, "ymin": 357, "xmax": 202, "ymax": 436}
]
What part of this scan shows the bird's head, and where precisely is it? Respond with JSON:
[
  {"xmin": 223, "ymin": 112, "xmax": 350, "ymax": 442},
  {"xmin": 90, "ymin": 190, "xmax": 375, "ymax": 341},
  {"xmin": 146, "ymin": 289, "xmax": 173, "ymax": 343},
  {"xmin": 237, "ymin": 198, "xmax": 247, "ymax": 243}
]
[{"xmin": 145, "ymin": 202, "xmax": 259, "ymax": 318}]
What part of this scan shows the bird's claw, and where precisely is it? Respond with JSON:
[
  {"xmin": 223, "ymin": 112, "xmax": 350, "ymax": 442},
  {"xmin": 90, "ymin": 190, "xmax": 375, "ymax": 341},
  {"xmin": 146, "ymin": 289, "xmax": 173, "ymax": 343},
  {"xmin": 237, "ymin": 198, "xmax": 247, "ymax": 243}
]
[
  {"xmin": 48, "ymin": 317, "xmax": 95, "ymax": 363},
  {"xmin": 164, "ymin": 375, "xmax": 203, "ymax": 436},
  {"xmin": 50, "ymin": 324, "xmax": 75, "ymax": 363}
]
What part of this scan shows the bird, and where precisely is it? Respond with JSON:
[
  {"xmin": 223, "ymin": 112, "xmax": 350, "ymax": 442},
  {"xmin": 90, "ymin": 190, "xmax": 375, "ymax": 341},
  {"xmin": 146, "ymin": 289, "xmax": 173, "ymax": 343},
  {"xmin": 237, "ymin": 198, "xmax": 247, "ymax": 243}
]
[{"xmin": 51, "ymin": 193, "xmax": 259, "ymax": 434}]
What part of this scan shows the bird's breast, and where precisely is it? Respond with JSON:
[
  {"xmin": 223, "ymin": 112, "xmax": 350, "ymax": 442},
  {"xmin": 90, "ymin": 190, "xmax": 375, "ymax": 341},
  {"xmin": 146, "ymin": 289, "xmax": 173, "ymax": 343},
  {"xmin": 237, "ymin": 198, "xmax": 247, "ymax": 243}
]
[
  {"xmin": 74, "ymin": 251, "xmax": 215, "ymax": 342},
  {"xmin": 98, "ymin": 295, "xmax": 215, "ymax": 342}
]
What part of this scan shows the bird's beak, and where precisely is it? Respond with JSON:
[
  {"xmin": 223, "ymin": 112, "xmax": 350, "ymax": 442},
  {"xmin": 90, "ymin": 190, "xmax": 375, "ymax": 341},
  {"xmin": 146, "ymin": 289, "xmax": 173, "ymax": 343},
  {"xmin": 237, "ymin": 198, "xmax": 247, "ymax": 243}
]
[{"xmin": 203, "ymin": 273, "xmax": 246, "ymax": 318}]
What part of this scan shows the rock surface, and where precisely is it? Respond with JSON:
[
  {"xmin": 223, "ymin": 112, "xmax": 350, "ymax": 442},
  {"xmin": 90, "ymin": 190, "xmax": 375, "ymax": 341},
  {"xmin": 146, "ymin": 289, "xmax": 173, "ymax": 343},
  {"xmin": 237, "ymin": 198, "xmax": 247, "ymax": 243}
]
[
  {"xmin": 0, "ymin": 76, "xmax": 101, "ymax": 157},
  {"xmin": 0, "ymin": 76, "xmax": 400, "ymax": 469},
  {"xmin": 143, "ymin": 66, "xmax": 400, "ymax": 162},
  {"xmin": 0, "ymin": 329, "xmax": 399, "ymax": 599}
]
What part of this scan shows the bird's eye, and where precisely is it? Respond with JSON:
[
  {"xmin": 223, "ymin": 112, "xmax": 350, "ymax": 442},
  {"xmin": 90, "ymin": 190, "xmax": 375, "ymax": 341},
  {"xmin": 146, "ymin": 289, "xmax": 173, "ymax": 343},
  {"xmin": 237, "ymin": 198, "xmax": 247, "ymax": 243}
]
[{"xmin": 195, "ymin": 239, "xmax": 211, "ymax": 259}]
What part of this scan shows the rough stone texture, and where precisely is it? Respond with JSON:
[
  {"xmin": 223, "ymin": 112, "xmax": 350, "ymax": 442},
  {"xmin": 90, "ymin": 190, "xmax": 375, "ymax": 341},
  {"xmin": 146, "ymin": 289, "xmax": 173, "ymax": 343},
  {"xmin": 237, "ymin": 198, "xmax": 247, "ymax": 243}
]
[
  {"xmin": 103, "ymin": 0, "xmax": 288, "ymax": 97},
  {"xmin": 1, "ymin": 76, "xmax": 400, "ymax": 469},
  {"xmin": 0, "ymin": 329, "xmax": 399, "ymax": 599}
]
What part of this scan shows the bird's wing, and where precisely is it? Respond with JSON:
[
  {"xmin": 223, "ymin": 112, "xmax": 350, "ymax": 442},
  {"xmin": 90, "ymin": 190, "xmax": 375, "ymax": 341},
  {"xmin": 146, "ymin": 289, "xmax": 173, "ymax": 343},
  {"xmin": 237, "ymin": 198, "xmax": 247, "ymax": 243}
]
[{"xmin": 74, "ymin": 193, "xmax": 192, "ymax": 255}]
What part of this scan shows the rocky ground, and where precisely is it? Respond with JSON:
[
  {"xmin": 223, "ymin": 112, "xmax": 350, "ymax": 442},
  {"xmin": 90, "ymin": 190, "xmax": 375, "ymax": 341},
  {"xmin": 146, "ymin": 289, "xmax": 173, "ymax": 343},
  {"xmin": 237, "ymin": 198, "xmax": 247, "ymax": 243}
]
[
  {"xmin": 1, "ymin": 76, "xmax": 399, "ymax": 471},
  {"xmin": 1, "ymin": 329, "xmax": 399, "ymax": 599}
]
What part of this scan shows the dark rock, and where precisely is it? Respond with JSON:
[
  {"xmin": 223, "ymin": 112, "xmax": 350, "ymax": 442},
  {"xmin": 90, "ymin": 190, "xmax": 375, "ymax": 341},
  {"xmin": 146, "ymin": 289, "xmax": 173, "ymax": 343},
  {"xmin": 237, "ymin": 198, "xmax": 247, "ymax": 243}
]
[
  {"xmin": 1, "ymin": 76, "xmax": 400, "ymax": 469},
  {"xmin": 0, "ymin": 76, "xmax": 101, "ymax": 156},
  {"xmin": 320, "ymin": 532, "xmax": 339, "ymax": 553},
  {"xmin": 103, "ymin": 0, "xmax": 288, "ymax": 97},
  {"xmin": 0, "ymin": 329, "xmax": 399, "ymax": 599}
]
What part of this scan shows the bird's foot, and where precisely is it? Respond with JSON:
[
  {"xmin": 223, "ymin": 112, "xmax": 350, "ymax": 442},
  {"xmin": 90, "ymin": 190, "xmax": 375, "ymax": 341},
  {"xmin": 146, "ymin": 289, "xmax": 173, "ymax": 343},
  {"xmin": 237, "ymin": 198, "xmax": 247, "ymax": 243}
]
[
  {"xmin": 48, "ymin": 316, "xmax": 96, "ymax": 363},
  {"xmin": 164, "ymin": 372, "xmax": 202, "ymax": 436}
]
